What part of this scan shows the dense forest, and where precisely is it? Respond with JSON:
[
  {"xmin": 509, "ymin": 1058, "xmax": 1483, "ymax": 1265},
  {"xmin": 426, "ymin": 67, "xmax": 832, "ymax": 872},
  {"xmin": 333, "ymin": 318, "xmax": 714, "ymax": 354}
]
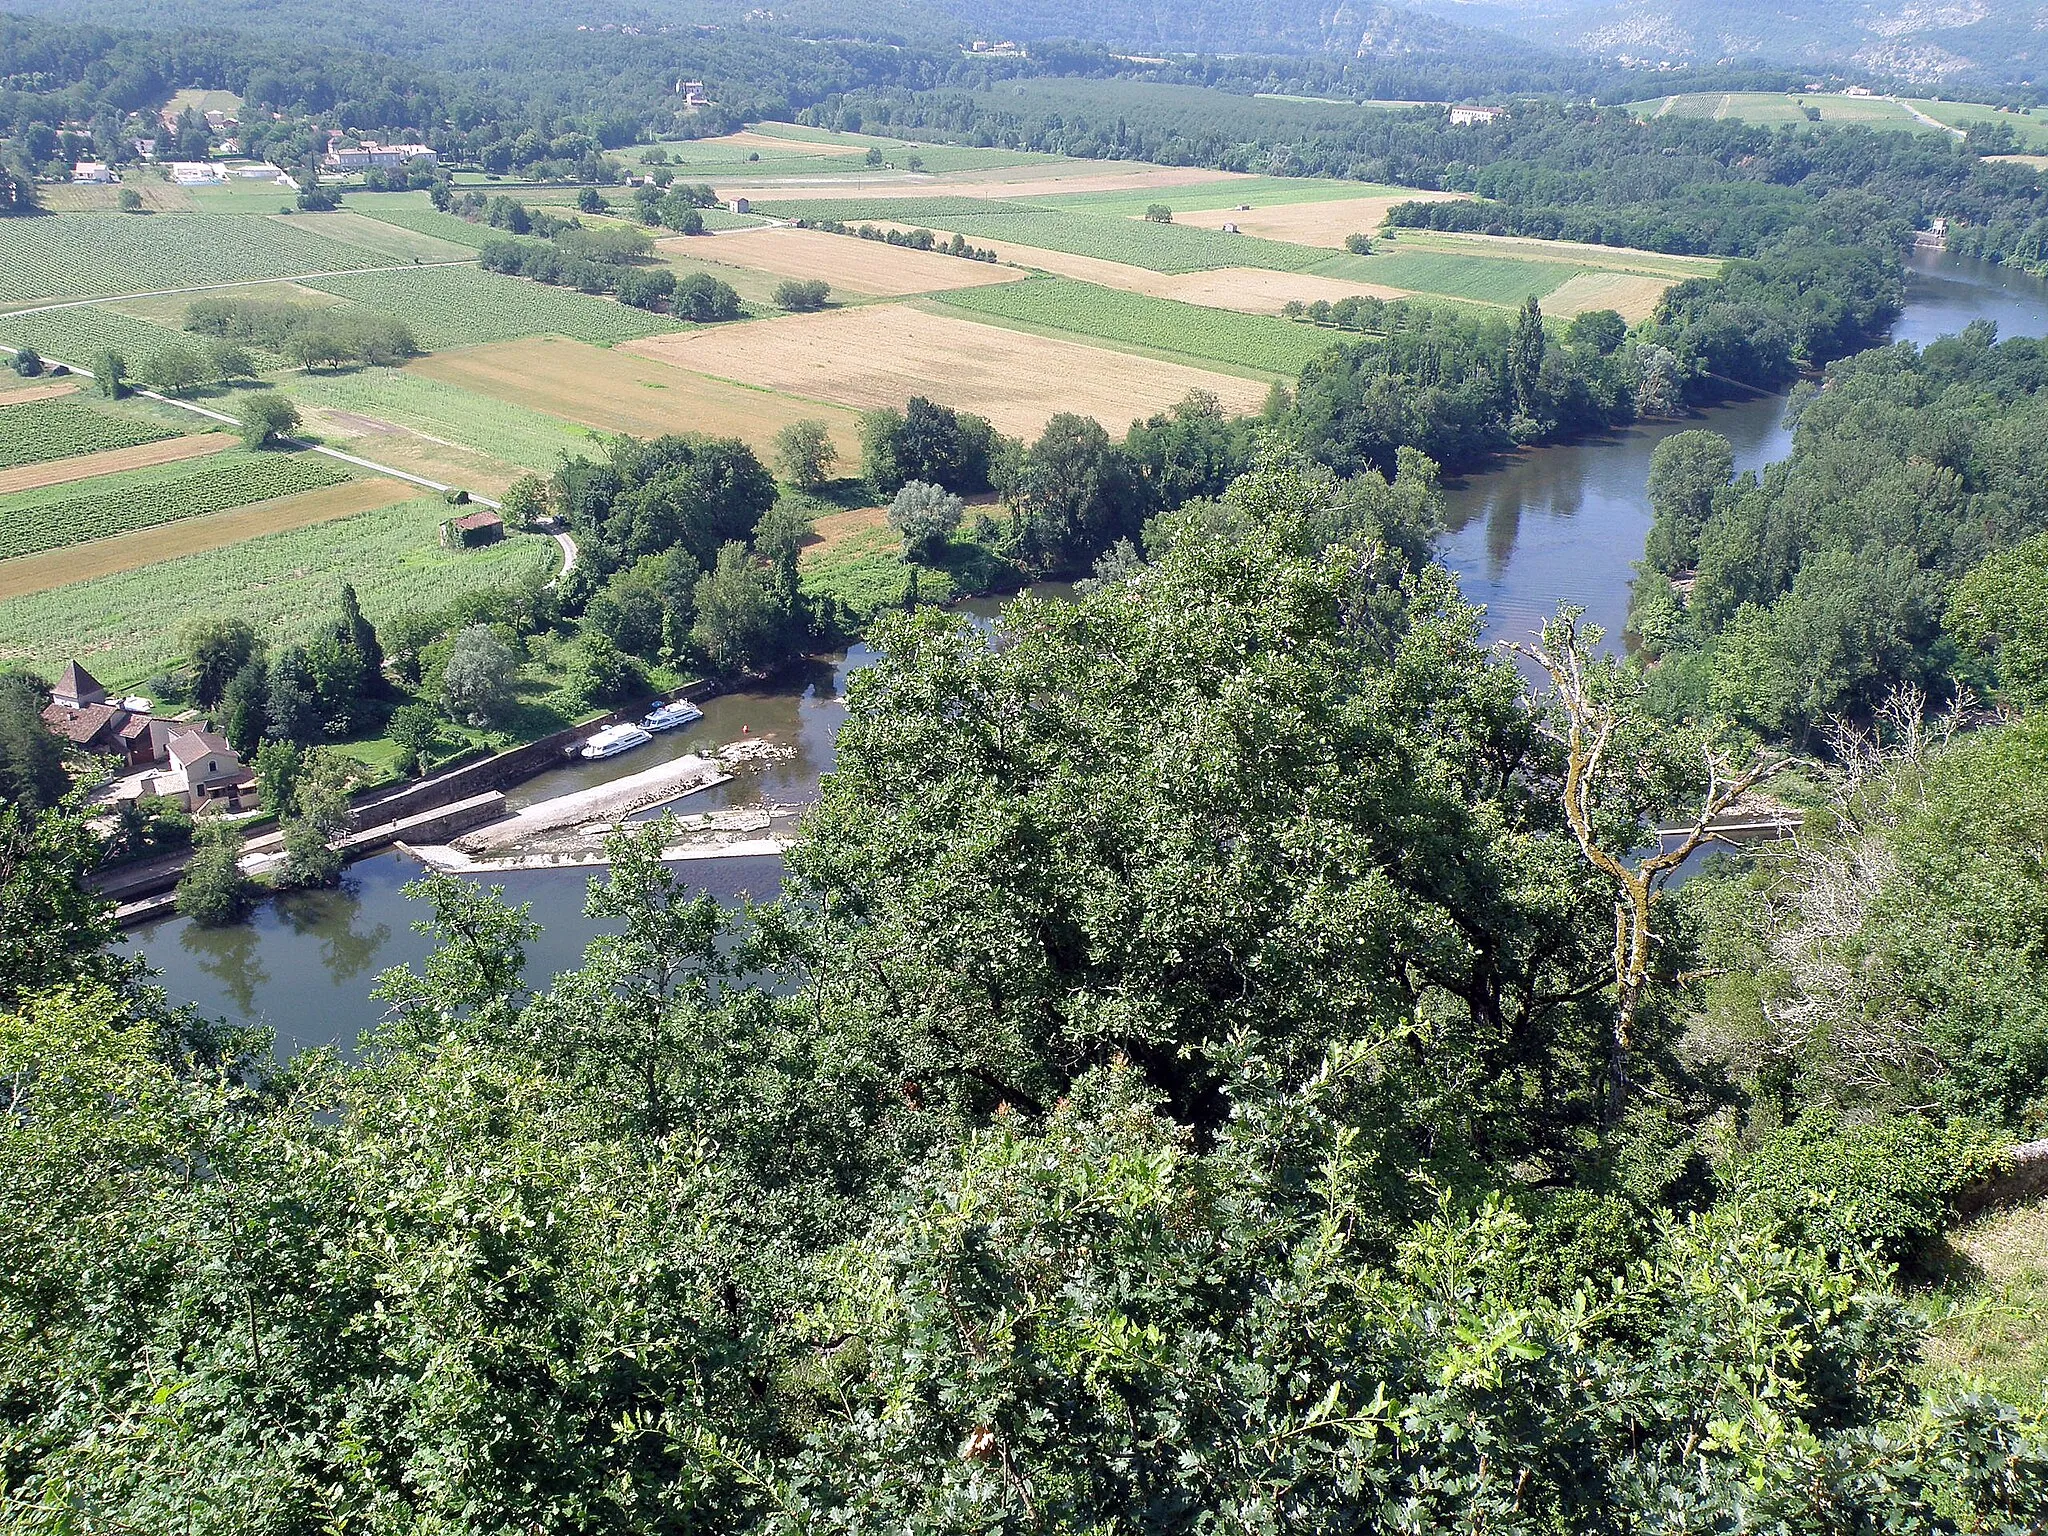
[{"xmin": 6, "ymin": 447, "xmax": 2047, "ymax": 1525}]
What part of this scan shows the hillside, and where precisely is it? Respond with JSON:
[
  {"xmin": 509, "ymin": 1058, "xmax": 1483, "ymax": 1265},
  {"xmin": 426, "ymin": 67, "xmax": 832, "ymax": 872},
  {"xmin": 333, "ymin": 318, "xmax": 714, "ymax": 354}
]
[{"xmin": 1407, "ymin": 0, "xmax": 2048, "ymax": 84}]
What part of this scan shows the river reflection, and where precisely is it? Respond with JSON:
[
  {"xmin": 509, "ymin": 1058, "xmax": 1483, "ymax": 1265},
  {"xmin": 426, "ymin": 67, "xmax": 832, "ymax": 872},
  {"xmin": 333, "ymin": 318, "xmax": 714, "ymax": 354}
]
[{"xmin": 129, "ymin": 254, "xmax": 2048, "ymax": 1048}]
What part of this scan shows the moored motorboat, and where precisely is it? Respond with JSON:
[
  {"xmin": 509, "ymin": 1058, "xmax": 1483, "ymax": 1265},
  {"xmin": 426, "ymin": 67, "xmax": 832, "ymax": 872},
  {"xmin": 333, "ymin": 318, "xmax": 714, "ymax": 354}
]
[
  {"xmin": 572, "ymin": 723, "xmax": 654, "ymax": 760},
  {"xmin": 639, "ymin": 699, "xmax": 705, "ymax": 733}
]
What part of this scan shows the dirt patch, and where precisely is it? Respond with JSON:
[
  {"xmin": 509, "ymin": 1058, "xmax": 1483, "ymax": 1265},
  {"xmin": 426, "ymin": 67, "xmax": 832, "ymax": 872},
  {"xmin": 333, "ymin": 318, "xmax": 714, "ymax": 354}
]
[
  {"xmin": 409, "ymin": 336, "xmax": 865, "ymax": 462},
  {"xmin": 622, "ymin": 303, "xmax": 1269, "ymax": 438},
  {"xmin": 1540, "ymin": 270, "xmax": 1676, "ymax": 324},
  {"xmin": 0, "ymin": 476, "xmax": 415, "ymax": 601},
  {"xmin": 657, "ymin": 226, "xmax": 1025, "ymax": 297},
  {"xmin": 801, "ymin": 503, "xmax": 891, "ymax": 562},
  {"xmin": 0, "ymin": 379, "xmax": 84, "ymax": 407},
  {"xmin": 1988, "ymin": 153, "xmax": 2048, "ymax": 171},
  {"xmin": 0, "ymin": 431, "xmax": 232, "ymax": 497},
  {"xmin": 325, "ymin": 410, "xmax": 404, "ymax": 435},
  {"xmin": 1176, "ymin": 192, "xmax": 1464, "ymax": 248},
  {"xmin": 706, "ymin": 129, "xmax": 872, "ymax": 158}
]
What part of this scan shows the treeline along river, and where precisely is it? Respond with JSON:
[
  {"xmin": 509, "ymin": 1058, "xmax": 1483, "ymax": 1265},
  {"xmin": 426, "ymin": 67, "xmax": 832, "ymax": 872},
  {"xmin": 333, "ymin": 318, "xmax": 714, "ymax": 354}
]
[{"xmin": 133, "ymin": 252, "xmax": 2048, "ymax": 1051}]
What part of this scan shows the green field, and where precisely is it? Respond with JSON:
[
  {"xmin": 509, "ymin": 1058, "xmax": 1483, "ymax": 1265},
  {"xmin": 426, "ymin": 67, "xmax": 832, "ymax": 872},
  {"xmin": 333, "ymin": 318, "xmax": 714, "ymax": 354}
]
[
  {"xmin": 935, "ymin": 278, "xmax": 1341, "ymax": 375},
  {"xmin": 184, "ymin": 181, "xmax": 307, "ymax": 214},
  {"xmin": 1909, "ymin": 100, "xmax": 2048, "ymax": 152},
  {"xmin": 0, "ymin": 495, "xmax": 558, "ymax": 684},
  {"xmin": 345, "ymin": 192, "xmax": 502, "ymax": 248},
  {"xmin": 1629, "ymin": 91, "xmax": 1929, "ymax": 128},
  {"xmin": 0, "ymin": 450, "xmax": 347, "ymax": 561},
  {"xmin": 286, "ymin": 367, "xmax": 605, "ymax": 469},
  {"xmin": 0, "ymin": 213, "xmax": 392, "ymax": 304},
  {"xmin": 1042, "ymin": 177, "xmax": 1418, "ymax": 217},
  {"xmin": 760, "ymin": 199, "xmax": 1349, "ymax": 274},
  {"xmin": 1357, "ymin": 248, "xmax": 1575, "ymax": 305},
  {"xmin": 301, "ymin": 265, "xmax": 679, "ymax": 349},
  {"xmin": 0, "ymin": 301, "xmax": 220, "ymax": 366},
  {"xmin": 286, "ymin": 210, "xmax": 479, "ymax": 264},
  {"xmin": 0, "ymin": 397, "xmax": 173, "ymax": 468}
]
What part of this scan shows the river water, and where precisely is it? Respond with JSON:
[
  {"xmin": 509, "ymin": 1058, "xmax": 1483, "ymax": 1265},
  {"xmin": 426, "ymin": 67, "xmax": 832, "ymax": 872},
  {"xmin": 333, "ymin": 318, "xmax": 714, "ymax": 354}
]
[{"xmin": 131, "ymin": 251, "xmax": 2048, "ymax": 1050}]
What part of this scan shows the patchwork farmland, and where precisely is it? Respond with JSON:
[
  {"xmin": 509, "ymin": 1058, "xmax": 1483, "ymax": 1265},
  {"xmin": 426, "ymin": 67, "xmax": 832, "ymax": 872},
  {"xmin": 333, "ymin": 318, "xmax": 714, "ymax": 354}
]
[
  {"xmin": 622, "ymin": 304, "xmax": 1272, "ymax": 436},
  {"xmin": 0, "ymin": 120, "xmax": 1717, "ymax": 709}
]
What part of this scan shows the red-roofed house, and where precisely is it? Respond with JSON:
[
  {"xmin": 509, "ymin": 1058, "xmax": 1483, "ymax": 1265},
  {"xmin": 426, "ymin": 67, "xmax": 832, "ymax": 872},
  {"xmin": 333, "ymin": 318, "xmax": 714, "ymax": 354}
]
[
  {"xmin": 41, "ymin": 659, "xmax": 170, "ymax": 767},
  {"xmin": 142, "ymin": 728, "xmax": 254, "ymax": 812}
]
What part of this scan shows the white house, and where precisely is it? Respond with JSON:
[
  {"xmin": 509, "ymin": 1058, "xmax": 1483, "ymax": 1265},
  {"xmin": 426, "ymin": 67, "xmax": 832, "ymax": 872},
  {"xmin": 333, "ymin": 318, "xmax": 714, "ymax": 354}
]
[
  {"xmin": 323, "ymin": 141, "xmax": 436, "ymax": 172},
  {"xmin": 169, "ymin": 161, "xmax": 227, "ymax": 185},
  {"xmin": 70, "ymin": 161, "xmax": 115, "ymax": 184},
  {"xmin": 1449, "ymin": 105, "xmax": 1508, "ymax": 126},
  {"xmin": 131, "ymin": 728, "xmax": 254, "ymax": 813}
]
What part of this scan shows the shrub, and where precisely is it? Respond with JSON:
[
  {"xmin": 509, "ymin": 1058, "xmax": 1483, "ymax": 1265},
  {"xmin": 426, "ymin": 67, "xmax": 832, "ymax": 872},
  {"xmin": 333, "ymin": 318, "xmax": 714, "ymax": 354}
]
[
  {"xmin": 1145, "ymin": 204, "xmax": 1173, "ymax": 224},
  {"xmin": 1344, "ymin": 232, "xmax": 1372, "ymax": 255},
  {"xmin": 10, "ymin": 347, "xmax": 42, "ymax": 377},
  {"xmin": 1734, "ymin": 1111, "xmax": 1989, "ymax": 1270}
]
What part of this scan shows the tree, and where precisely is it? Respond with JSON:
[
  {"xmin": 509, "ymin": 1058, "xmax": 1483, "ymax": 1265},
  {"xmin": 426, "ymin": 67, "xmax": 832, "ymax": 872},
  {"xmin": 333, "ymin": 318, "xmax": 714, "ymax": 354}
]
[
  {"xmin": 671, "ymin": 272, "xmax": 741, "ymax": 322},
  {"xmin": 234, "ymin": 391, "xmax": 300, "ymax": 448},
  {"xmin": 264, "ymin": 646, "xmax": 319, "ymax": 744},
  {"xmin": 336, "ymin": 582, "xmax": 384, "ymax": 687},
  {"xmin": 1947, "ymin": 532, "xmax": 2048, "ymax": 712},
  {"xmin": 252, "ymin": 738, "xmax": 302, "ymax": 815},
  {"xmin": 92, "ymin": 351, "xmax": 125, "ymax": 399},
  {"xmin": 576, "ymin": 186, "xmax": 607, "ymax": 213},
  {"xmin": 692, "ymin": 542, "xmax": 790, "ymax": 675},
  {"xmin": 284, "ymin": 329, "xmax": 352, "ymax": 370},
  {"xmin": 134, "ymin": 341, "xmax": 210, "ymax": 397},
  {"xmin": 887, "ymin": 479, "xmax": 963, "ymax": 562},
  {"xmin": 1634, "ymin": 342, "xmax": 1684, "ymax": 417},
  {"xmin": 388, "ymin": 702, "xmax": 441, "ymax": 776},
  {"xmin": 500, "ymin": 474, "xmax": 550, "ymax": 529},
  {"xmin": 1011, "ymin": 413, "xmax": 1143, "ymax": 576},
  {"xmin": 174, "ymin": 824, "xmax": 252, "ymax": 926},
  {"xmin": 1344, "ymin": 231, "xmax": 1372, "ymax": 254},
  {"xmin": 206, "ymin": 339, "xmax": 257, "ymax": 382},
  {"xmin": 1144, "ymin": 203, "xmax": 1173, "ymax": 223},
  {"xmin": 1643, "ymin": 429, "xmax": 1733, "ymax": 575},
  {"xmin": 10, "ymin": 347, "xmax": 42, "ymax": 377},
  {"xmin": 278, "ymin": 749, "xmax": 350, "ymax": 889},
  {"xmin": 182, "ymin": 618, "xmax": 257, "ymax": 709},
  {"xmin": 1509, "ymin": 294, "xmax": 1546, "ymax": 420},
  {"xmin": 567, "ymin": 632, "xmax": 647, "ymax": 708},
  {"xmin": 772, "ymin": 278, "xmax": 830, "ymax": 312},
  {"xmin": 220, "ymin": 659, "xmax": 268, "ymax": 756},
  {"xmin": 864, "ymin": 146, "xmax": 884, "ymax": 167},
  {"xmin": 772, "ymin": 418, "xmax": 836, "ymax": 491},
  {"xmin": 1508, "ymin": 606, "xmax": 1789, "ymax": 1127},
  {"xmin": 440, "ymin": 625, "xmax": 517, "ymax": 729},
  {"xmin": 304, "ymin": 629, "xmax": 368, "ymax": 733},
  {"xmin": 1565, "ymin": 308, "xmax": 1627, "ymax": 355},
  {"xmin": 0, "ymin": 673, "xmax": 69, "ymax": 810}
]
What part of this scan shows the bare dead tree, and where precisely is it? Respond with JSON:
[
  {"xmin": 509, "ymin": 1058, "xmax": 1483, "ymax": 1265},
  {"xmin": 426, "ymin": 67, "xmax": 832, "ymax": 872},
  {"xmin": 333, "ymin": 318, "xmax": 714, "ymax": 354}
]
[{"xmin": 1508, "ymin": 608, "xmax": 1792, "ymax": 1127}]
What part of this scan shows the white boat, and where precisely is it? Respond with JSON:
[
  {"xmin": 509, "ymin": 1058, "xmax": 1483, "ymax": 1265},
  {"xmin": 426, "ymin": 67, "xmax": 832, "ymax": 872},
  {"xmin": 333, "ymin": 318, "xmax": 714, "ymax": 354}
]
[
  {"xmin": 572, "ymin": 723, "xmax": 653, "ymax": 760},
  {"xmin": 639, "ymin": 699, "xmax": 705, "ymax": 733}
]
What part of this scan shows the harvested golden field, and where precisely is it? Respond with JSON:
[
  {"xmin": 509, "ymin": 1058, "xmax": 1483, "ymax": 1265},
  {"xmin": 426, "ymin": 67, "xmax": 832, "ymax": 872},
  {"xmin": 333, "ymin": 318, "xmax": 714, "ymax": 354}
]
[
  {"xmin": 1540, "ymin": 270, "xmax": 1676, "ymax": 323},
  {"xmin": 0, "ymin": 476, "xmax": 413, "ymax": 601},
  {"xmin": 1148, "ymin": 267, "xmax": 1411, "ymax": 313},
  {"xmin": 410, "ymin": 337, "xmax": 865, "ymax": 461},
  {"xmin": 623, "ymin": 303, "xmax": 1269, "ymax": 438},
  {"xmin": 712, "ymin": 128, "xmax": 871, "ymax": 157},
  {"xmin": 115, "ymin": 280, "xmax": 348, "ymax": 326},
  {"xmin": 1177, "ymin": 192, "xmax": 1464, "ymax": 248},
  {"xmin": 662, "ymin": 227, "xmax": 1025, "ymax": 297},
  {"xmin": 0, "ymin": 379, "xmax": 82, "ymax": 406},
  {"xmin": 0, "ymin": 431, "xmax": 231, "ymax": 496}
]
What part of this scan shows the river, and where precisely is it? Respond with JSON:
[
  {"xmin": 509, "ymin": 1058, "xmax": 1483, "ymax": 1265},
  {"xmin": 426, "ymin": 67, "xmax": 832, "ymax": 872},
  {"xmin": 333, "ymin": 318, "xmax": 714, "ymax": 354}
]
[{"xmin": 130, "ymin": 250, "xmax": 2048, "ymax": 1050}]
